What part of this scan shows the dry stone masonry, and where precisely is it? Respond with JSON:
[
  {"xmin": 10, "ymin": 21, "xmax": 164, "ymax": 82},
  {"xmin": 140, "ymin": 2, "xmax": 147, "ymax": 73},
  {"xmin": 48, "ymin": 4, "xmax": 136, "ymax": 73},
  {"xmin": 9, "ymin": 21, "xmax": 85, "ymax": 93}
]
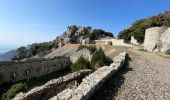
[
  {"xmin": 13, "ymin": 69, "xmax": 92, "ymax": 100},
  {"xmin": 51, "ymin": 52, "xmax": 127, "ymax": 100},
  {"xmin": 0, "ymin": 57, "xmax": 71, "ymax": 84},
  {"xmin": 144, "ymin": 26, "xmax": 170, "ymax": 54}
]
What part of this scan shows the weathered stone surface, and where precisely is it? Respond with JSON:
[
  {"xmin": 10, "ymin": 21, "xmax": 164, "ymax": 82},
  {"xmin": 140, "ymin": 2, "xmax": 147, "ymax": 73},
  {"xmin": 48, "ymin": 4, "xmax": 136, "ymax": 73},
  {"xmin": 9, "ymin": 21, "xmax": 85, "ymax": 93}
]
[
  {"xmin": 95, "ymin": 39, "xmax": 133, "ymax": 47},
  {"xmin": 49, "ymin": 88, "xmax": 76, "ymax": 100},
  {"xmin": 144, "ymin": 27, "xmax": 166, "ymax": 52},
  {"xmin": 13, "ymin": 69, "xmax": 92, "ymax": 100},
  {"xmin": 69, "ymin": 52, "xmax": 127, "ymax": 100},
  {"xmin": 131, "ymin": 36, "xmax": 140, "ymax": 45},
  {"xmin": 144, "ymin": 27, "xmax": 170, "ymax": 54},
  {"xmin": 0, "ymin": 57, "xmax": 71, "ymax": 84},
  {"xmin": 160, "ymin": 28, "xmax": 170, "ymax": 54},
  {"xmin": 70, "ymin": 49, "xmax": 92, "ymax": 63}
]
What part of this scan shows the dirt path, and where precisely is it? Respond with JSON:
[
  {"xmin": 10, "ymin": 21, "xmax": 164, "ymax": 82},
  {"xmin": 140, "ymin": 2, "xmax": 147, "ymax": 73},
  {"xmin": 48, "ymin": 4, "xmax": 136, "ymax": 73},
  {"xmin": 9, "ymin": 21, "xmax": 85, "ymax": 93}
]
[{"xmin": 91, "ymin": 48, "xmax": 170, "ymax": 100}]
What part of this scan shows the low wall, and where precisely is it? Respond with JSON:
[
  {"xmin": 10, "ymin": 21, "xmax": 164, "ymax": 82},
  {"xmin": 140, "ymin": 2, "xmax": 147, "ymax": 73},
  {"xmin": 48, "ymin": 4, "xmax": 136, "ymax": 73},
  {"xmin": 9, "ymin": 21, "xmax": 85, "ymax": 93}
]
[
  {"xmin": 0, "ymin": 57, "xmax": 71, "ymax": 84},
  {"xmin": 95, "ymin": 39, "xmax": 133, "ymax": 47},
  {"xmin": 13, "ymin": 69, "xmax": 92, "ymax": 100},
  {"xmin": 51, "ymin": 52, "xmax": 127, "ymax": 100}
]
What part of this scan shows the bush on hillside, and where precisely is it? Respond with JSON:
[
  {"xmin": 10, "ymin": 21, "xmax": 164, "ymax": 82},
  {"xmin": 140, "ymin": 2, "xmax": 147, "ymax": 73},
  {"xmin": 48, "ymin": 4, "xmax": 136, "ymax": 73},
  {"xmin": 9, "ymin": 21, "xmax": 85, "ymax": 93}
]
[
  {"xmin": 91, "ymin": 48, "xmax": 113, "ymax": 69},
  {"xmin": 71, "ymin": 56, "xmax": 91, "ymax": 72},
  {"xmin": 1, "ymin": 83, "xmax": 27, "ymax": 100},
  {"xmin": 118, "ymin": 11, "xmax": 170, "ymax": 43}
]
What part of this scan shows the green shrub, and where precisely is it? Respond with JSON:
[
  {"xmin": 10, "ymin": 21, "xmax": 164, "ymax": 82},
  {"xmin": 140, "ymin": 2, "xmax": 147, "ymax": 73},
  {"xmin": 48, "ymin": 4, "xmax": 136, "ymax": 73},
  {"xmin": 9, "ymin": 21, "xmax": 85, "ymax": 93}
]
[
  {"xmin": 77, "ymin": 45, "xmax": 97, "ymax": 54},
  {"xmin": 1, "ymin": 83, "xmax": 27, "ymax": 100},
  {"xmin": 89, "ymin": 29, "xmax": 113, "ymax": 40},
  {"xmin": 91, "ymin": 48, "xmax": 113, "ymax": 69},
  {"xmin": 71, "ymin": 56, "xmax": 91, "ymax": 72},
  {"xmin": 118, "ymin": 11, "xmax": 170, "ymax": 43}
]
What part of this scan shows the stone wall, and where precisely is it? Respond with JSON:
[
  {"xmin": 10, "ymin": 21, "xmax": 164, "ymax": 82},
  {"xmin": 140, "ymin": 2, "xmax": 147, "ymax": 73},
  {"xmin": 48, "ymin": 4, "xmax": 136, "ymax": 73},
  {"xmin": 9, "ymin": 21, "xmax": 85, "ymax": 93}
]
[
  {"xmin": 51, "ymin": 52, "xmax": 127, "ymax": 100},
  {"xmin": 13, "ymin": 69, "xmax": 92, "ymax": 100},
  {"xmin": 131, "ymin": 36, "xmax": 140, "ymax": 45},
  {"xmin": 144, "ymin": 27, "xmax": 170, "ymax": 54},
  {"xmin": 95, "ymin": 39, "xmax": 133, "ymax": 47},
  {"xmin": 0, "ymin": 57, "xmax": 71, "ymax": 84}
]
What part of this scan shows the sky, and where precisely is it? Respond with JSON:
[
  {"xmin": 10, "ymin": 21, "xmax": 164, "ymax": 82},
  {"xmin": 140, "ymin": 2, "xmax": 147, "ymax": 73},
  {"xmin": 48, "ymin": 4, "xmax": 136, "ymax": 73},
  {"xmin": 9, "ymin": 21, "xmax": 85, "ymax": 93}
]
[{"xmin": 0, "ymin": 0, "xmax": 170, "ymax": 52}]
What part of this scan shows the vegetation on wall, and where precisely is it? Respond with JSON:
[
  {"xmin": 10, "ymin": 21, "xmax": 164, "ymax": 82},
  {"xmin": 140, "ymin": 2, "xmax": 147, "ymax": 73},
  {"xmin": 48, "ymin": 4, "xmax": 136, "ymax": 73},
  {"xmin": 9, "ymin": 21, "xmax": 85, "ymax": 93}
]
[{"xmin": 118, "ymin": 11, "xmax": 170, "ymax": 43}]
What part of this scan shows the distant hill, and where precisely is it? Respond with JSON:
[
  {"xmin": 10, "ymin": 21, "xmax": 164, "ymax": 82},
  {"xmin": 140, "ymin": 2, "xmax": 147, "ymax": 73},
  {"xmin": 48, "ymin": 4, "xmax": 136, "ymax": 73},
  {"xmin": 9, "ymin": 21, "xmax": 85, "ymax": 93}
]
[
  {"xmin": 12, "ymin": 25, "xmax": 114, "ymax": 60},
  {"xmin": 0, "ymin": 50, "xmax": 17, "ymax": 61},
  {"xmin": 118, "ymin": 11, "xmax": 170, "ymax": 43}
]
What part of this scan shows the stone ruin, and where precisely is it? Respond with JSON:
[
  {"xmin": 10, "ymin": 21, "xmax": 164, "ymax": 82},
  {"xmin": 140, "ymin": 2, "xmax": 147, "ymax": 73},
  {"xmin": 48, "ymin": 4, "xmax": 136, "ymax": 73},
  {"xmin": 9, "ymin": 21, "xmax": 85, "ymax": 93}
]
[
  {"xmin": 144, "ymin": 26, "xmax": 170, "ymax": 54},
  {"xmin": 131, "ymin": 36, "xmax": 140, "ymax": 45},
  {"xmin": 0, "ymin": 57, "xmax": 71, "ymax": 85},
  {"xmin": 13, "ymin": 69, "xmax": 92, "ymax": 100},
  {"xmin": 13, "ymin": 52, "xmax": 127, "ymax": 100}
]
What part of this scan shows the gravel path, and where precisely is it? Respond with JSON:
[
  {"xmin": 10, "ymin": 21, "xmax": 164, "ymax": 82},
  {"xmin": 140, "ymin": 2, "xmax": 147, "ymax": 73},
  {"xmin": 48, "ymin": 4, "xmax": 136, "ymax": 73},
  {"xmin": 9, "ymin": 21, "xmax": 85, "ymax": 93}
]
[
  {"xmin": 91, "ymin": 48, "xmax": 170, "ymax": 100},
  {"xmin": 116, "ymin": 49, "xmax": 170, "ymax": 100}
]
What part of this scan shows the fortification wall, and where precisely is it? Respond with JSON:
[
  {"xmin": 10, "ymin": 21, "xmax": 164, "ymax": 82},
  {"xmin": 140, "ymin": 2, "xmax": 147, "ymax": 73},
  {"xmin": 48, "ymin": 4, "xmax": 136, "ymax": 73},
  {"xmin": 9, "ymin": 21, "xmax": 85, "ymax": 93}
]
[
  {"xmin": 13, "ymin": 69, "xmax": 92, "ymax": 100},
  {"xmin": 0, "ymin": 57, "xmax": 71, "ymax": 84}
]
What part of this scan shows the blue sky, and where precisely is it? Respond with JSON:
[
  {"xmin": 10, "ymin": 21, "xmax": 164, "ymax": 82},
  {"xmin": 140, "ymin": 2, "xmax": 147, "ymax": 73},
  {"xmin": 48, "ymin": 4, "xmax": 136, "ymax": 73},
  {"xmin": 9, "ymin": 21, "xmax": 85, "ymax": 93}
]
[{"xmin": 0, "ymin": 0, "xmax": 170, "ymax": 52}]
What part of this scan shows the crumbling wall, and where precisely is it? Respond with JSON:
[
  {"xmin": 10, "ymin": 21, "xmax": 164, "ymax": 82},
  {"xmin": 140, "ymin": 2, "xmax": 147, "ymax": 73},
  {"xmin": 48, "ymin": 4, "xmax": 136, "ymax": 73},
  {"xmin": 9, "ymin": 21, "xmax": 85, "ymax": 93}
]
[
  {"xmin": 144, "ymin": 26, "xmax": 170, "ymax": 54},
  {"xmin": 131, "ymin": 36, "xmax": 140, "ymax": 45},
  {"xmin": 0, "ymin": 57, "xmax": 71, "ymax": 84},
  {"xmin": 12, "ymin": 69, "xmax": 92, "ymax": 100},
  {"xmin": 50, "ymin": 52, "xmax": 127, "ymax": 100}
]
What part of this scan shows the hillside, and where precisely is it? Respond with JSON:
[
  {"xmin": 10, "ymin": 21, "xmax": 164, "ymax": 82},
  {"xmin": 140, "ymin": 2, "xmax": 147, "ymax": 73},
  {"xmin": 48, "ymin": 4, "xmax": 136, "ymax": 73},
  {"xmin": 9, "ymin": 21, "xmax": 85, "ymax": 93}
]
[
  {"xmin": 118, "ymin": 11, "xmax": 170, "ymax": 43},
  {"xmin": 0, "ymin": 50, "xmax": 17, "ymax": 61},
  {"xmin": 12, "ymin": 25, "xmax": 114, "ymax": 60}
]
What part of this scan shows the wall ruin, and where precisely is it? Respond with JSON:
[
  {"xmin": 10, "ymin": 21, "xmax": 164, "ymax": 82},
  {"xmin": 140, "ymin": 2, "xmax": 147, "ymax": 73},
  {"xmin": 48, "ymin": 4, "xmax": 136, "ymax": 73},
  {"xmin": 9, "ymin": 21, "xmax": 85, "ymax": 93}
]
[{"xmin": 0, "ymin": 57, "xmax": 71, "ymax": 84}]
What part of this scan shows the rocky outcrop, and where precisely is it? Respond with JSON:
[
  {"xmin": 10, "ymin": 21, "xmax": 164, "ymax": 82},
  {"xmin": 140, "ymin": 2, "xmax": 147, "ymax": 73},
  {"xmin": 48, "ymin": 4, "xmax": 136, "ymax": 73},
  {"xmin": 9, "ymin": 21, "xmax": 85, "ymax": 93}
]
[
  {"xmin": 13, "ymin": 25, "xmax": 113, "ymax": 60},
  {"xmin": 13, "ymin": 69, "xmax": 92, "ymax": 100},
  {"xmin": 144, "ymin": 27, "xmax": 170, "ymax": 54}
]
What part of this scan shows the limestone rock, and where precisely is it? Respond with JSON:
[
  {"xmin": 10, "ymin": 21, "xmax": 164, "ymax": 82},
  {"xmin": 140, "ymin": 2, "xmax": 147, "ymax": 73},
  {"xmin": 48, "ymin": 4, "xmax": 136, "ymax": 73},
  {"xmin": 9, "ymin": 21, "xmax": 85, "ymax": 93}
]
[
  {"xmin": 160, "ymin": 28, "xmax": 170, "ymax": 54},
  {"xmin": 144, "ymin": 27, "xmax": 166, "ymax": 52}
]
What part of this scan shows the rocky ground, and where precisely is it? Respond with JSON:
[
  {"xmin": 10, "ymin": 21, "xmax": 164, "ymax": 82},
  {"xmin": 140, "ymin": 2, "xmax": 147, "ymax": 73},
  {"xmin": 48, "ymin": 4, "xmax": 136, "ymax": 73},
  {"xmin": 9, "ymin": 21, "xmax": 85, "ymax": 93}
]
[{"xmin": 91, "ymin": 47, "xmax": 170, "ymax": 100}]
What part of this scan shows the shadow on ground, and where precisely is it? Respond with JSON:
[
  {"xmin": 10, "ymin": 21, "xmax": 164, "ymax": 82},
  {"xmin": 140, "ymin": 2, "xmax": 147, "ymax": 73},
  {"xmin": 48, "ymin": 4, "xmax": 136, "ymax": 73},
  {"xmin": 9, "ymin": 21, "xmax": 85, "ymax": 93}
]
[{"xmin": 90, "ymin": 54, "xmax": 133, "ymax": 100}]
